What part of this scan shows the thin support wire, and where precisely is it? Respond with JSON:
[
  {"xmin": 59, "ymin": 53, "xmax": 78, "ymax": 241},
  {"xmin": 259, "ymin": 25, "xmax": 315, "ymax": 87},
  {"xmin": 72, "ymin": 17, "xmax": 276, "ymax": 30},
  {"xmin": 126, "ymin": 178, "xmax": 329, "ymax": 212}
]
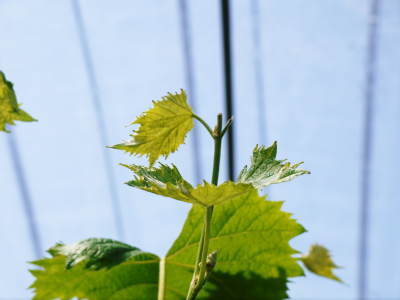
[
  {"xmin": 7, "ymin": 133, "xmax": 42, "ymax": 258},
  {"xmin": 178, "ymin": 0, "xmax": 203, "ymax": 184},
  {"xmin": 71, "ymin": 0, "xmax": 124, "ymax": 240},
  {"xmin": 358, "ymin": 0, "xmax": 380, "ymax": 298},
  {"xmin": 250, "ymin": 0, "xmax": 268, "ymax": 146}
]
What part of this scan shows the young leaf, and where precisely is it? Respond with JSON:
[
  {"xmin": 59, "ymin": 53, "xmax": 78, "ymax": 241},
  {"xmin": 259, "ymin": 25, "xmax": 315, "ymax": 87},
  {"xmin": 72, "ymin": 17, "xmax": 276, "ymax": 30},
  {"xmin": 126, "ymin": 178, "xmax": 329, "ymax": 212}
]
[
  {"xmin": 124, "ymin": 163, "xmax": 195, "ymax": 204},
  {"xmin": 30, "ymin": 238, "xmax": 160, "ymax": 300},
  {"xmin": 238, "ymin": 142, "xmax": 310, "ymax": 189},
  {"xmin": 124, "ymin": 163, "xmax": 253, "ymax": 207},
  {"xmin": 111, "ymin": 90, "xmax": 194, "ymax": 165},
  {"xmin": 300, "ymin": 244, "xmax": 342, "ymax": 282},
  {"xmin": 0, "ymin": 71, "xmax": 36, "ymax": 132}
]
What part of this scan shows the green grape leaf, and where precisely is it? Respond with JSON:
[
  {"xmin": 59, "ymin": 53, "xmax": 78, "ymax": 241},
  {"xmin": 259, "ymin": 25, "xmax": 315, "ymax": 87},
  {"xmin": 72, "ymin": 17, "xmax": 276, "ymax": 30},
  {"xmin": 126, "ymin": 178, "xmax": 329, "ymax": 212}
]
[
  {"xmin": 238, "ymin": 142, "xmax": 310, "ymax": 189},
  {"xmin": 110, "ymin": 90, "xmax": 194, "ymax": 165},
  {"xmin": 164, "ymin": 186, "xmax": 306, "ymax": 299},
  {"xmin": 0, "ymin": 71, "xmax": 36, "ymax": 132},
  {"xmin": 300, "ymin": 244, "xmax": 342, "ymax": 282},
  {"xmin": 30, "ymin": 187, "xmax": 305, "ymax": 299},
  {"xmin": 30, "ymin": 238, "xmax": 160, "ymax": 300},
  {"xmin": 124, "ymin": 163, "xmax": 253, "ymax": 207}
]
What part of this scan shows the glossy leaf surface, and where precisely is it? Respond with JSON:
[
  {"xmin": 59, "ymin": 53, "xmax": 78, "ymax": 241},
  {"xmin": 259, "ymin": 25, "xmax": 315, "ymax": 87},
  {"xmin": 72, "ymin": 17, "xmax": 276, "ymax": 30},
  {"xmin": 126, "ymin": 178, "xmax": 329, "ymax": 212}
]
[
  {"xmin": 238, "ymin": 142, "xmax": 310, "ymax": 189},
  {"xmin": 30, "ymin": 238, "xmax": 160, "ymax": 300}
]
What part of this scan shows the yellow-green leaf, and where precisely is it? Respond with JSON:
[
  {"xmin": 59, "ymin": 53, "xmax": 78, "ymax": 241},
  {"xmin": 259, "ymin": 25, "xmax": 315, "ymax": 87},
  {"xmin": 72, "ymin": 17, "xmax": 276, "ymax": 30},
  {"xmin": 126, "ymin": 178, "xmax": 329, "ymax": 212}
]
[
  {"xmin": 189, "ymin": 181, "xmax": 253, "ymax": 206},
  {"xmin": 0, "ymin": 71, "xmax": 36, "ymax": 133},
  {"xmin": 300, "ymin": 244, "xmax": 342, "ymax": 282},
  {"xmin": 124, "ymin": 163, "xmax": 253, "ymax": 207},
  {"xmin": 111, "ymin": 90, "xmax": 194, "ymax": 165}
]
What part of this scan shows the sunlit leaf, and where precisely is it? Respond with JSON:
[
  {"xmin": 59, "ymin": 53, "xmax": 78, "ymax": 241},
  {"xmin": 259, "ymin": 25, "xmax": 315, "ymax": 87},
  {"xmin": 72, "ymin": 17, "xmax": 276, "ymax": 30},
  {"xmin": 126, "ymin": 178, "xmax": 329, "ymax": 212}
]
[
  {"xmin": 189, "ymin": 181, "xmax": 253, "ymax": 206},
  {"xmin": 111, "ymin": 90, "xmax": 194, "ymax": 165},
  {"xmin": 124, "ymin": 163, "xmax": 253, "ymax": 207},
  {"xmin": 0, "ymin": 71, "xmax": 36, "ymax": 132},
  {"xmin": 30, "ymin": 187, "xmax": 305, "ymax": 299},
  {"xmin": 165, "ymin": 186, "xmax": 306, "ymax": 299}
]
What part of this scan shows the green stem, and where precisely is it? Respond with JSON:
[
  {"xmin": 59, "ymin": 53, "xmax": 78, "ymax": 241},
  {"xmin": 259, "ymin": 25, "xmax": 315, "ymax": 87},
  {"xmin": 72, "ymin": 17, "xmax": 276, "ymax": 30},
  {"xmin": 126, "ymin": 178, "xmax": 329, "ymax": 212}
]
[
  {"xmin": 191, "ymin": 221, "xmax": 205, "ymax": 281},
  {"xmin": 157, "ymin": 257, "xmax": 166, "ymax": 300},
  {"xmin": 186, "ymin": 114, "xmax": 224, "ymax": 300},
  {"xmin": 221, "ymin": 116, "xmax": 233, "ymax": 138},
  {"xmin": 196, "ymin": 206, "xmax": 213, "ymax": 283},
  {"xmin": 211, "ymin": 114, "xmax": 223, "ymax": 185},
  {"xmin": 192, "ymin": 113, "xmax": 214, "ymax": 137}
]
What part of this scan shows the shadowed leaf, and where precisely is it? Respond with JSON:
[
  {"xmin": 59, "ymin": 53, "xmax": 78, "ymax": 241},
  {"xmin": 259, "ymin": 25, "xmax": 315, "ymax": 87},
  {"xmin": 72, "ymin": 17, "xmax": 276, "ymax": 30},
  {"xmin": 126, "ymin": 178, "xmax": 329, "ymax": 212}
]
[
  {"xmin": 49, "ymin": 238, "xmax": 151, "ymax": 270},
  {"xmin": 202, "ymin": 270, "xmax": 289, "ymax": 300},
  {"xmin": 30, "ymin": 238, "xmax": 159, "ymax": 300}
]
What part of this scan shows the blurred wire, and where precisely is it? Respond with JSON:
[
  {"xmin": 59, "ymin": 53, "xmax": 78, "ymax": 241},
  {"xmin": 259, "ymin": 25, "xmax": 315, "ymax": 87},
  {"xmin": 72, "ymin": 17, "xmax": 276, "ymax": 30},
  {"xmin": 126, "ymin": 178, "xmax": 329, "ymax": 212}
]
[
  {"xmin": 71, "ymin": 0, "xmax": 124, "ymax": 240},
  {"xmin": 358, "ymin": 0, "xmax": 380, "ymax": 298},
  {"xmin": 250, "ymin": 0, "xmax": 268, "ymax": 146},
  {"xmin": 7, "ymin": 133, "xmax": 42, "ymax": 258},
  {"xmin": 178, "ymin": 0, "xmax": 203, "ymax": 184}
]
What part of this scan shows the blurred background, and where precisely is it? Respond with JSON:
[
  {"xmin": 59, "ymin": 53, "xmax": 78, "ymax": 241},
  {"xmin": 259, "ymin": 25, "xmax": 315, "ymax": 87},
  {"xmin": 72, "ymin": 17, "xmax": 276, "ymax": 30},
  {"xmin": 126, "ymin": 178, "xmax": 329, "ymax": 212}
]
[{"xmin": 1, "ymin": 0, "xmax": 399, "ymax": 299}]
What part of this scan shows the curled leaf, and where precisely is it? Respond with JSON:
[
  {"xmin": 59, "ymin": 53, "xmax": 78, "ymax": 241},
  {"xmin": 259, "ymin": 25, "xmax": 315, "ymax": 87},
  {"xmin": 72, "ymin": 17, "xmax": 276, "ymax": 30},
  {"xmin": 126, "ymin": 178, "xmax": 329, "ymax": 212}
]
[
  {"xmin": 124, "ymin": 163, "xmax": 195, "ymax": 204},
  {"xmin": 238, "ymin": 142, "xmax": 310, "ymax": 189}
]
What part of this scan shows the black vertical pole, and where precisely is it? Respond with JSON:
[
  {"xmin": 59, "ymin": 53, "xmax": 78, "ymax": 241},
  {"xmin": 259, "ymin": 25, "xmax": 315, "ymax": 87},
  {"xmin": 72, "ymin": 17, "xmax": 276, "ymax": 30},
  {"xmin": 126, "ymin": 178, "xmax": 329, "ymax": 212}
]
[
  {"xmin": 220, "ymin": 0, "xmax": 235, "ymax": 181},
  {"xmin": 358, "ymin": 0, "xmax": 380, "ymax": 298}
]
